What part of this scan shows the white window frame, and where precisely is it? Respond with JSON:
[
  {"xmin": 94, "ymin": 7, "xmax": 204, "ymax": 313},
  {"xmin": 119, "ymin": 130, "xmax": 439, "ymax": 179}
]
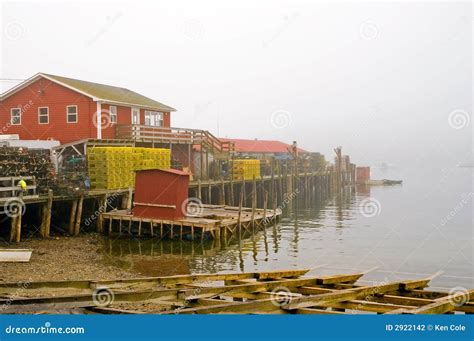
[
  {"xmin": 38, "ymin": 106, "xmax": 49, "ymax": 124},
  {"xmin": 109, "ymin": 105, "xmax": 117, "ymax": 123},
  {"xmin": 10, "ymin": 108, "xmax": 21, "ymax": 125},
  {"xmin": 66, "ymin": 105, "xmax": 78, "ymax": 123},
  {"xmin": 131, "ymin": 107, "xmax": 140, "ymax": 125},
  {"xmin": 144, "ymin": 111, "xmax": 163, "ymax": 127}
]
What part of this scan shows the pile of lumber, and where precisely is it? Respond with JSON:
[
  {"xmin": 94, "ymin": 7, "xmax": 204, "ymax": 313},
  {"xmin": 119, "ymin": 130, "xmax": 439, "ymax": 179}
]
[{"xmin": 0, "ymin": 269, "xmax": 472, "ymax": 314}]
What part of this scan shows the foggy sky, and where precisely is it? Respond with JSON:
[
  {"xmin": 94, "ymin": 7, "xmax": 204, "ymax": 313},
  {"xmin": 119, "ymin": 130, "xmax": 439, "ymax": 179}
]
[{"xmin": 1, "ymin": 0, "xmax": 472, "ymax": 167}]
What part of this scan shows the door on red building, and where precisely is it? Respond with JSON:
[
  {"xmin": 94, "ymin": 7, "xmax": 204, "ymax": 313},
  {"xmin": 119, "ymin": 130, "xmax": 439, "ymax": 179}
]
[{"xmin": 131, "ymin": 107, "xmax": 140, "ymax": 124}]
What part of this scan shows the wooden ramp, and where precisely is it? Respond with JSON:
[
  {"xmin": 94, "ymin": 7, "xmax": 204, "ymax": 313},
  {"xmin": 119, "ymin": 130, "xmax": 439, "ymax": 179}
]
[
  {"xmin": 100, "ymin": 204, "xmax": 281, "ymax": 241},
  {"xmin": 0, "ymin": 269, "xmax": 472, "ymax": 314}
]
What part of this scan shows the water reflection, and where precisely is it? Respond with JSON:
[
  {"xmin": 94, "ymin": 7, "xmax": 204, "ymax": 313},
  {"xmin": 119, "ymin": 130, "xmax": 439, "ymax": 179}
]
[{"xmin": 102, "ymin": 168, "xmax": 473, "ymax": 290}]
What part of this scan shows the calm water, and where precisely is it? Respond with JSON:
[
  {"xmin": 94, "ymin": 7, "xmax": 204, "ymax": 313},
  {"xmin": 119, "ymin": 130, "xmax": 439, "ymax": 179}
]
[{"xmin": 104, "ymin": 166, "xmax": 473, "ymax": 291}]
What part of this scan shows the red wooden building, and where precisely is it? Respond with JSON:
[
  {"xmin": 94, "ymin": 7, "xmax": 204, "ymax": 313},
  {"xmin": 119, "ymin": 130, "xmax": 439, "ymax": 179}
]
[
  {"xmin": 0, "ymin": 73, "xmax": 176, "ymax": 144},
  {"xmin": 133, "ymin": 169, "xmax": 190, "ymax": 220}
]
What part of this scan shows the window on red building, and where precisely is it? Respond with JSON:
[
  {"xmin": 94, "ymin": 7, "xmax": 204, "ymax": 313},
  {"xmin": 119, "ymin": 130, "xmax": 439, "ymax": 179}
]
[
  {"xmin": 67, "ymin": 105, "xmax": 78, "ymax": 123},
  {"xmin": 10, "ymin": 108, "xmax": 21, "ymax": 125},
  {"xmin": 38, "ymin": 107, "xmax": 49, "ymax": 124},
  {"xmin": 109, "ymin": 106, "xmax": 117, "ymax": 123}
]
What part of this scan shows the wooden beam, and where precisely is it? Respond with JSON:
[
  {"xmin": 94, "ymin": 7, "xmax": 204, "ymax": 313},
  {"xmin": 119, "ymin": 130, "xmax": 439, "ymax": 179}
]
[
  {"xmin": 284, "ymin": 279, "xmax": 431, "ymax": 311},
  {"xmin": 390, "ymin": 289, "xmax": 474, "ymax": 314}
]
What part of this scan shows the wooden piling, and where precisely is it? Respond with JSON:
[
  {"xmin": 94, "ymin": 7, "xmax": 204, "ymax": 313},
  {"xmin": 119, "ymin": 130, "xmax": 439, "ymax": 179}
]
[
  {"xmin": 44, "ymin": 189, "xmax": 53, "ymax": 237},
  {"xmin": 237, "ymin": 191, "xmax": 243, "ymax": 242},
  {"xmin": 241, "ymin": 177, "xmax": 246, "ymax": 207},
  {"xmin": 197, "ymin": 179, "xmax": 202, "ymax": 201},
  {"xmin": 208, "ymin": 180, "xmax": 212, "ymax": 204},
  {"xmin": 126, "ymin": 187, "xmax": 133, "ymax": 211},
  {"xmin": 97, "ymin": 195, "xmax": 107, "ymax": 233},
  {"xmin": 68, "ymin": 200, "xmax": 78, "ymax": 235},
  {"xmin": 251, "ymin": 177, "xmax": 257, "ymax": 231},
  {"xmin": 220, "ymin": 178, "xmax": 225, "ymax": 205},
  {"xmin": 229, "ymin": 177, "xmax": 234, "ymax": 206},
  {"xmin": 9, "ymin": 216, "xmax": 17, "ymax": 242},
  {"xmin": 74, "ymin": 196, "xmax": 84, "ymax": 236}
]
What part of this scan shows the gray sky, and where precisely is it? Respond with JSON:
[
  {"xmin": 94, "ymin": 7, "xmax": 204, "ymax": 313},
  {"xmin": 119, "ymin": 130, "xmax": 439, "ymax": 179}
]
[{"xmin": 1, "ymin": 0, "xmax": 472, "ymax": 167}]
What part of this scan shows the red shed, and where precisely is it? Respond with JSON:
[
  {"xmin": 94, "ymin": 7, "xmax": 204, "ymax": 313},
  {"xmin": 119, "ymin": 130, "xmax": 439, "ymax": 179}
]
[
  {"xmin": 133, "ymin": 169, "xmax": 189, "ymax": 220},
  {"xmin": 356, "ymin": 166, "xmax": 371, "ymax": 183}
]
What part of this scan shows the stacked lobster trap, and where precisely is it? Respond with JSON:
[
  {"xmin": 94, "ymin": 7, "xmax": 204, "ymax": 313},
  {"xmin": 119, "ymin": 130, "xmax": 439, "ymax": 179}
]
[{"xmin": 87, "ymin": 147, "xmax": 171, "ymax": 190}]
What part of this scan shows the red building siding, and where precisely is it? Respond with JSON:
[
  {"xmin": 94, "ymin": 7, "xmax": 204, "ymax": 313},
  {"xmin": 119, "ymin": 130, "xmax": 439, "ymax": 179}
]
[
  {"xmin": 100, "ymin": 103, "xmax": 135, "ymax": 140},
  {"xmin": 0, "ymin": 76, "xmax": 173, "ymax": 144},
  {"xmin": 0, "ymin": 78, "xmax": 94, "ymax": 143}
]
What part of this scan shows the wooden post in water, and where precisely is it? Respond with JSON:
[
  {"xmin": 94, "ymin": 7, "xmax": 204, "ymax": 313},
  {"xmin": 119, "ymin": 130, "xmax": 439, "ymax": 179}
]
[
  {"xmin": 277, "ymin": 162, "xmax": 283, "ymax": 206},
  {"xmin": 273, "ymin": 190, "xmax": 278, "ymax": 228},
  {"xmin": 237, "ymin": 191, "xmax": 243, "ymax": 242},
  {"xmin": 69, "ymin": 199, "xmax": 78, "ymax": 235},
  {"xmin": 251, "ymin": 176, "xmax": 257, "ymax": 232},
  {"xmin": 263, "ymin": 190, "xmax": 268, "ymax": 226},
  {"xmin": 270, "ymin": 159, "xmax": 275, "ymax": 209}
]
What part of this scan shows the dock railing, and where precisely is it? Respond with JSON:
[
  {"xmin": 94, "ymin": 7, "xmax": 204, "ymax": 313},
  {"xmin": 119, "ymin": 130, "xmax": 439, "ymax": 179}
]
[{"xmin": 115, "ymin": 125, "xmax": 234, "ymax": 154}]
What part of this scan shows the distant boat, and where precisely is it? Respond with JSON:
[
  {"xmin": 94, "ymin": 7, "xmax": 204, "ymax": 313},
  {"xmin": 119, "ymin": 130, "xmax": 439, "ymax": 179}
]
[
  {"xmin": 364, "ymin": 179, "xmax": 403, "ymax": 186},
  {"xmin": 458, "ymin": 162, "xmax": 474, "ymax": 168},
  {"xmin": 0, "ymin": 249, "xmax": 32, "ymax": 262}
]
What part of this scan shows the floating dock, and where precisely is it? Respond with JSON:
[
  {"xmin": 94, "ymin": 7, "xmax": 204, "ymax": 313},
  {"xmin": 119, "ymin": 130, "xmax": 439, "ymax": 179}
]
[{"xmin": 0, "ymin": 269, "xmax": 472, "ymax": 314}]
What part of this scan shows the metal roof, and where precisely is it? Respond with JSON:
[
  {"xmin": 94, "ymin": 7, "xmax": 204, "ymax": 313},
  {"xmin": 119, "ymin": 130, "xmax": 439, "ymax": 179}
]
[{"xmin": 219, "ymin": 138, "xmax": 308, "ymax": 154}]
